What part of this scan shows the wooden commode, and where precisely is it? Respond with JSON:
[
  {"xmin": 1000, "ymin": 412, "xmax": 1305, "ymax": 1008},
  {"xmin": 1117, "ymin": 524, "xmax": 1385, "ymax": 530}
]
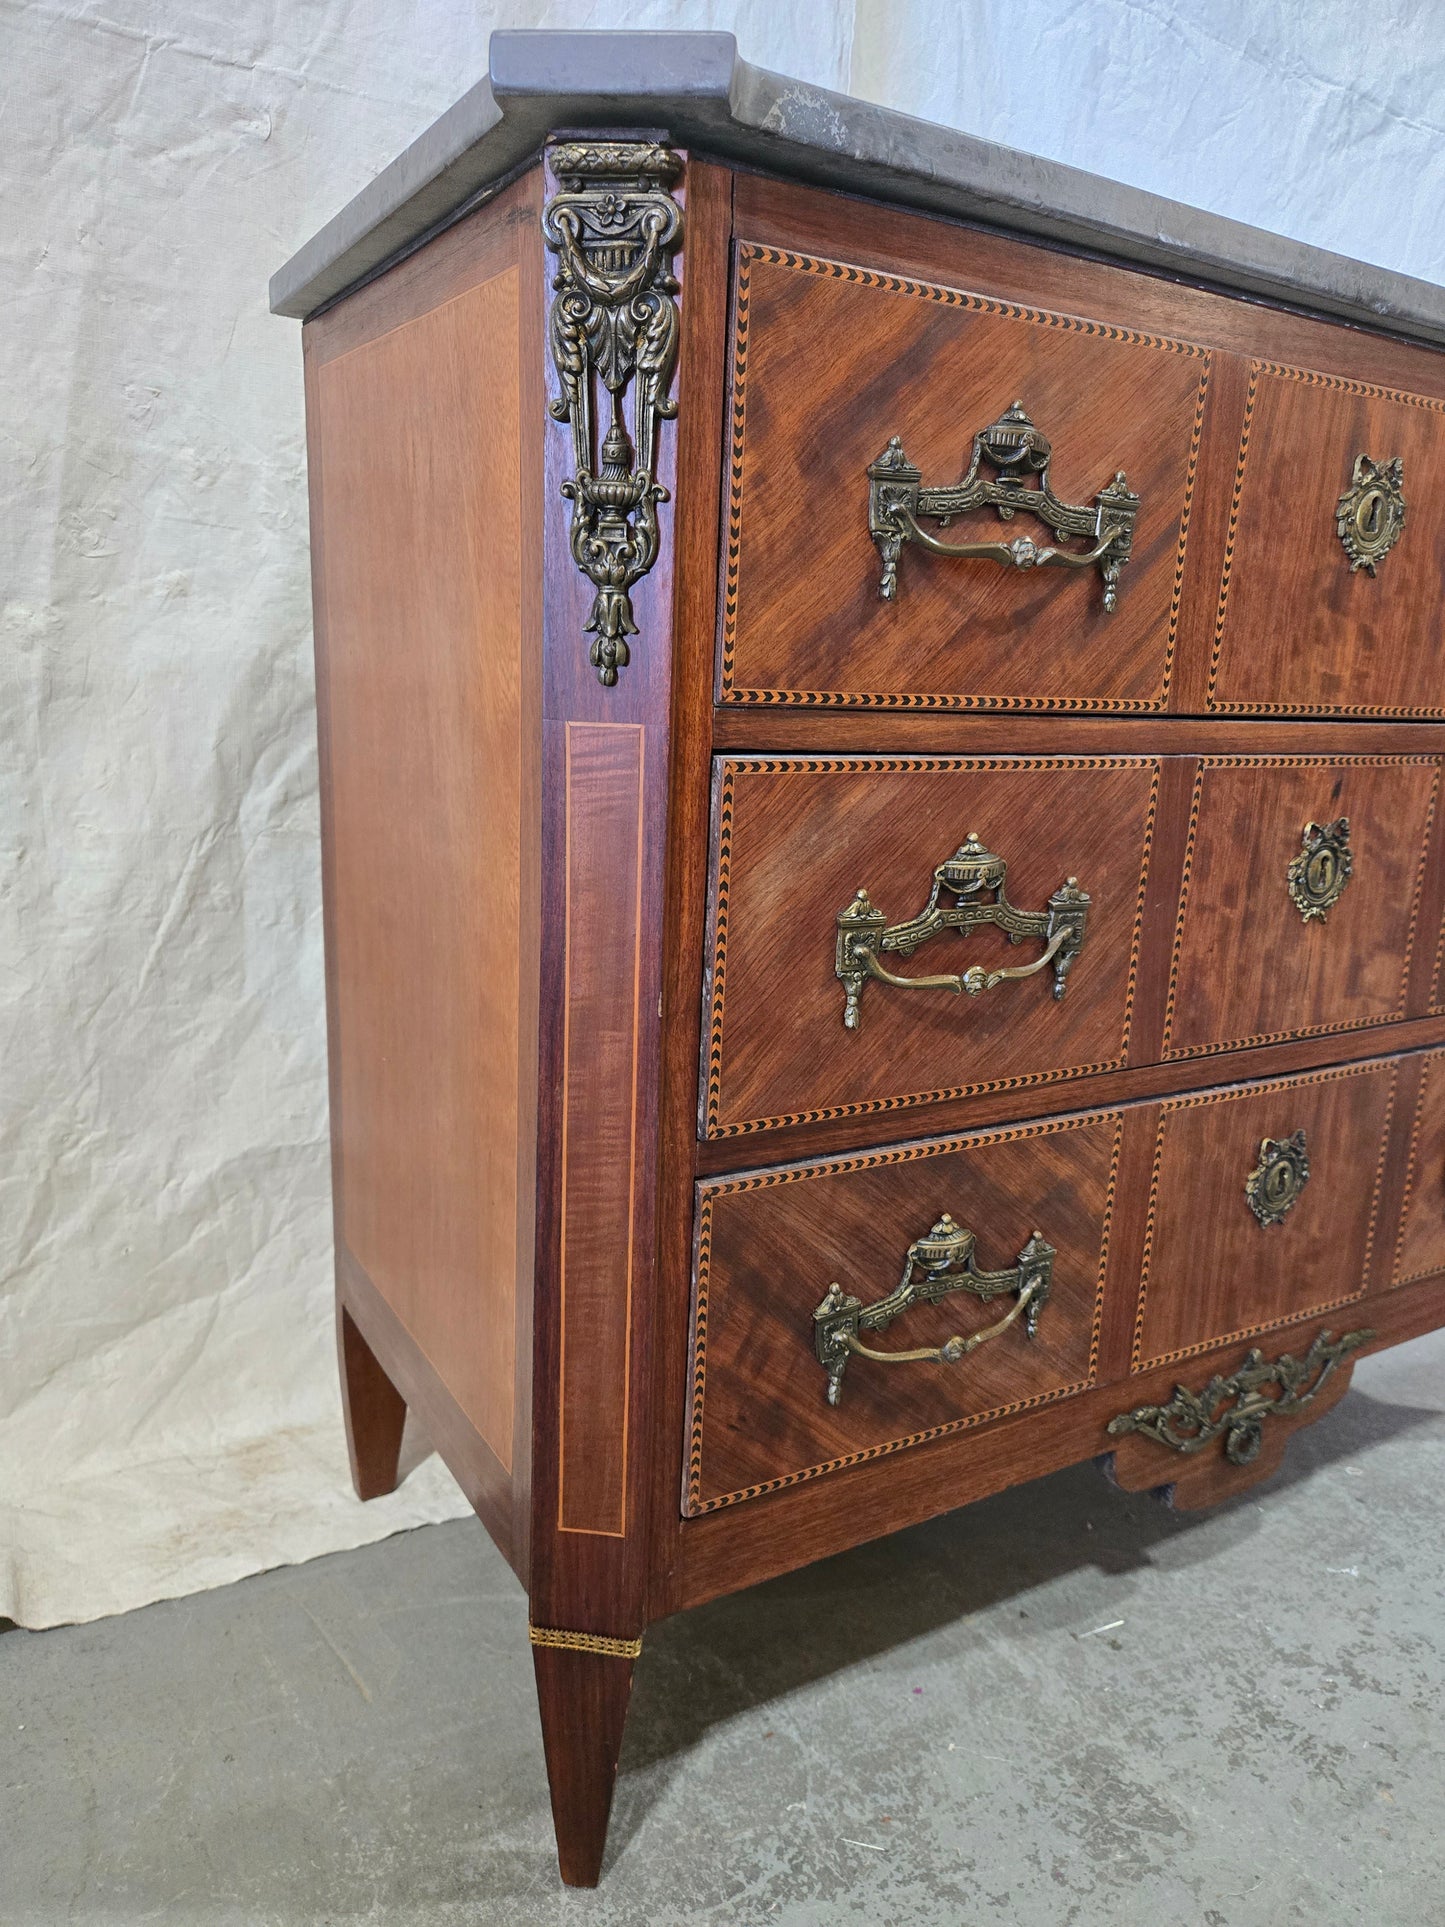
[{"xmin": 272, "ymin": 31, "xmax": 1445, "ymax": 1886}]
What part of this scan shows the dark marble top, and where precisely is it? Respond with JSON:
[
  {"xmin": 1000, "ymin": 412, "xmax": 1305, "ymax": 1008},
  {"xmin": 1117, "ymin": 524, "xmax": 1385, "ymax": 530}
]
[{"xmin": 271, "ymin": 29, "xmax": 1445, "ymax": 348}]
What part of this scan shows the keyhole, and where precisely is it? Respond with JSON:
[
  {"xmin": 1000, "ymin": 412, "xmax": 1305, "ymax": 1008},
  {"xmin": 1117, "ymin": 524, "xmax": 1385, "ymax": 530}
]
[{"xmin": 1356, "ymin": 488, "xmax": 1384, "ymax": 539}]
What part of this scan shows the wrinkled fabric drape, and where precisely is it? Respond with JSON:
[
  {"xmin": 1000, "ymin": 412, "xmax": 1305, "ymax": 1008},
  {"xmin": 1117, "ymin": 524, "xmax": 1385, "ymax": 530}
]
[{"xmin": 2, "ymin": 0, "xmax": 1440, "ymax": 1627}]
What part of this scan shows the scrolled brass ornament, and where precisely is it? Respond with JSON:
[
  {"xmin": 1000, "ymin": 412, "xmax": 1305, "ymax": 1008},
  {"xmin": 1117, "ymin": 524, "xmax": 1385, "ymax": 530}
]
[
  {"xmin": 1335, "ymin": 453, "xmax": 1405, "ymax": 575},
  {"xmin": 812, "ymin": 1211, "xmax": 1054, "ymax": 1406},
  {"xmin": 867, "ymin": 401, "xmax": 1139, "ymax": 611},
  {"xmin": 1287, "ymin": 817, "xmax": 1353, "ymax": 923},
  {"xmin": 835, "ymin": 831, "xmax": 1089, "ymax": 1031},
  {"xmin": 1245, "ymin": 1128, "xmax": 1310, "ymax": 1228},
  {"xmin": 543, "ymin": 140, "xmax": 683, "ymax": 685},
  {"xmin": 1107, "ymin": 1327, "xmax": 1372, "ymax": 1466}
]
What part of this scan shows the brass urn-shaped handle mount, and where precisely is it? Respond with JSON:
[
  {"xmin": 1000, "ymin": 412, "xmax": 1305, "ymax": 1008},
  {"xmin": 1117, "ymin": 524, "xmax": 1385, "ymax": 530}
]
[
  {"xmin": 835, "ymin": 831, "xmax": 1090, "ymax": 1030},
  {"xmin": 868, "ymin": 401, "xmax": 1140, "ymax": 611},
  {"xmin": 812, "ymin": 1212, "xmax": 1055, "ymax": 1407}
]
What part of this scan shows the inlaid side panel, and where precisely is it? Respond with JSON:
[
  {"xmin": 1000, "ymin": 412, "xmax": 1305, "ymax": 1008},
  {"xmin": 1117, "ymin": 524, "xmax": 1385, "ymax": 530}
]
[
  {"xmin": 1163, "ymin": 756, "xmax": 1439, "ymax": 1062},
  {"xmin": 1133, "ymin": 1059, "xmax": 1397, "ymax": 1372},
  {"xmin": 1394, "ymin": 1049, "xmax": 1445, "ymax": 1286},
  {"xmin": 557, "ymin": 723, "xmax": 646, "ymax": 1536},
  {"xmin": 1210, "ymin": 362, "xmax": 1445, "ymax": 715},
  {"xmin": 312, "ymin": 260, "xmax": 533, "ymax": 1479},
  {"xmin": 686, "ymin": 1110, "xmax": 1123, "ymax": 1513}
]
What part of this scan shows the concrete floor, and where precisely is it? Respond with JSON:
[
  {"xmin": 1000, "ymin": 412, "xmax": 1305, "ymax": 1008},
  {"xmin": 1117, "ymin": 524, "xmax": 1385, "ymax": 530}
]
[{"xmin": 4, "ymin": 1332, "xmax": 1442, "ymax": 1927}]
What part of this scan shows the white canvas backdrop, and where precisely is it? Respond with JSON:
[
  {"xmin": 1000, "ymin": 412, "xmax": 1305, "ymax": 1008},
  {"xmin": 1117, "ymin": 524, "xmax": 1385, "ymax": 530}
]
[{"xmin": 3, "ymin": 0, "xmax": 1442, "ymax": 1629}]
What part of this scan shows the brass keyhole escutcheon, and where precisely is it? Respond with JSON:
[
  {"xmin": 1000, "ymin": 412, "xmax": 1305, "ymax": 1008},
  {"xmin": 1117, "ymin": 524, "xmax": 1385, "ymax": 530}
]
[
  {"xmin": 1246, "ymin": 1129, "xmax": 1310, "ymax": 1228},
  {"xmin": 1336, "ymin": 453, "xmax": 1405, "ymax": 574},
  {"xmin": 1287, "ymin": 818, "xmax": 1352, "ymax": 923}
]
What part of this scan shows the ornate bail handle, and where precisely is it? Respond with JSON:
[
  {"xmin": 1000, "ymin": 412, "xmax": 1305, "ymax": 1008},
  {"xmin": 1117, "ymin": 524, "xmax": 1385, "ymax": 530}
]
[
  {"xmin": 835, "ymin": 831, "xmax": 1090, "ymax": 1030},
  {"xmin": 868, "ymin": 402, "xmax": 1140, "ymax": 612},
  {"xmin": 812, "ymin": 1212, "xmax": 1055, "ymax": 1407}
]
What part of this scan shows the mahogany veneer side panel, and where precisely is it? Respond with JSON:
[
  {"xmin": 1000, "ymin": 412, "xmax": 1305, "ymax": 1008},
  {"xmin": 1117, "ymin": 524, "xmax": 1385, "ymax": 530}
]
[{"xmin": 305, "ymin": 179, "xmax": 543, "ymax": 1552}]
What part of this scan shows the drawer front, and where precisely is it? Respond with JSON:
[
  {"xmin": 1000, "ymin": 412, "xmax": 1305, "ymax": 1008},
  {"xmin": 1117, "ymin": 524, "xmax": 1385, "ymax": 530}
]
[
  {"xmin": 1132, "ymin": 1059, "xmax": 1397, "ymax": 1373},
  {"xmin": 703, "ymin": 755, "xmax": 1160, "ymax": 1137},
  {"xmin": 1163, "ymin": 756, "xmax": 1440, "ymax": 1062},
  {"xmin": 1395, "ymin": 1049, "xmax": 1445, "ymax": 1286},
  {"xmin": 719, "ymin": 242, "xmax": 1211, "ymax": 712},
  {"xmin": 1210, "ymin": 362, "xmax": 1445, "ymax": 715},
  {"xmin": 684, "ymin": 1110, "xmax": 1123, "ymax": 1514}
]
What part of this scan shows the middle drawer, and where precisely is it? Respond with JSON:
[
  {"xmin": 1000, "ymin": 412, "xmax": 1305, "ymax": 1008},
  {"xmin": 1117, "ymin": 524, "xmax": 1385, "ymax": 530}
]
[
  {"xmin": 703, "ymin": 753, "xmax": 1160, "ymax": 1136},
  {"xmin": 702, "ymin": 751, "xmax": 1441, "ymax": 1139}
]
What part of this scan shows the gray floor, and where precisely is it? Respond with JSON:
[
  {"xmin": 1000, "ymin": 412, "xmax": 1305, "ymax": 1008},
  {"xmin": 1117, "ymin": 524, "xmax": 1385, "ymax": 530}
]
[{"xmin": 4, "ymin": 1333, "xmax": 1443, "ymax": 1927}]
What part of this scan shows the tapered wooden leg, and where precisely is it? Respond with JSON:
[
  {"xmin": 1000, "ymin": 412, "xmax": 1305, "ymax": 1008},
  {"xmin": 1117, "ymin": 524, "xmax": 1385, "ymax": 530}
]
[
  {"xmin": 338, "ymin": 1302, "xmax": 407, "ymax": 1500},
  {"xmin": 532, "ymin": 1642, "xmax": 636, "ymax": 1887}
]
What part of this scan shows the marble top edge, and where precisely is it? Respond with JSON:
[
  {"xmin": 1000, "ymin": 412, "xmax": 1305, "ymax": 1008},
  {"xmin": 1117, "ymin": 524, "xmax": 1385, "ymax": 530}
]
[{"xmin": 269, "ymin": 29, "xmax": 1445, "ymax": 348}]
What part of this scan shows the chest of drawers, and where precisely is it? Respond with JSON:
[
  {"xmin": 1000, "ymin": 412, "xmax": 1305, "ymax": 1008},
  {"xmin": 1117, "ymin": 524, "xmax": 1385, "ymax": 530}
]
[{"xmin": 273, "ymin": 32, "xmax": 1445, "ymax": 1887}]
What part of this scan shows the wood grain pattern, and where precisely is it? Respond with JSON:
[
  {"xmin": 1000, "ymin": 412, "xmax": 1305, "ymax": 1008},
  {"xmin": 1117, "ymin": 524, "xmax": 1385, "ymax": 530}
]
[
  {"xmin": 1161, "ymin": 756, "xmax": 1440, "ymax": 1061},
  {"xmin": 685, "ymin": 1110, "xmax": 1122, "ymax": 1512},
  {"xmin": 305, "ymin": 171, "xmax": 544, "ymax": 1559},
  {"xmin": 1209, "ymin": 362, "xmax": 1445, "ymax": 714},
  {"xmin": 704, "ymin": 754, "xmax": 1159, "ymax": 1136},
  {"xmin": 719, "ymin": 243, "xmax": 1210, "ymax": 712},
  {"xmin": 557, "ymin": 723, "xmax": 646, "ymax": 1536},
  {"xmin": 1131, "ymin": 1059, "xmax": 1397, "ymax": 1371},
  {"xmin": 1393, "ymin": 1047, "xmax": 1445, "ymax": 1285}
]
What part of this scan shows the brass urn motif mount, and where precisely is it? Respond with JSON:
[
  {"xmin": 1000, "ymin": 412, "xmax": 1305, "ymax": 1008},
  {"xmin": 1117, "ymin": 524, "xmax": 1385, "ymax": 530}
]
[
  {"xmin": 835, "ymin": 831, "xmax": 1090, "ymax": 1031},
  {"xmin": 1287, "ymin": 817, "xmax": 1353, "ymax": 923},
  {"xmin": 867, "ymin": 401, "xmax": 1140, "ymax": 611},
  {"xmin": 1107, "ymin": 1328, "xmax": 1373, "ymax": 1467},
  {"xmin": 812, "ymin": 1212, "xmax": 1055, "ymax": 1407},
  {"xmin": 543, "ymin": 141, "xmax": 683, "ymax": 685},
  {"xmin": 1245, "ymin": 1128, "xmax": 1310, "ymax": 1228},
  {"xmin": 1335, "ymin": 453, "xmax": 1405, "ymax": 574}
]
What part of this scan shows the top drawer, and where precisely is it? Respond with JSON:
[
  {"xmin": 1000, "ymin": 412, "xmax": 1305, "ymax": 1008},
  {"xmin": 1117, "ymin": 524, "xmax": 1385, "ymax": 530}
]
[
  {"xmin": 718, "ymin": 240, "xmax": 1211, "ymax": 713},
  {"xmin": 1208, "ymin": 362, "xmax": 1445, "ymax": 716}
]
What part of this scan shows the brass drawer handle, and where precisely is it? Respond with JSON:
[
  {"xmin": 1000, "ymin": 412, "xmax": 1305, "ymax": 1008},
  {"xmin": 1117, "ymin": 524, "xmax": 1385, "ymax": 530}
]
[
  {"xmin": 835, "ymin": 831, "xmax": 1090, "ymax": 1031},
  {"xmin": 812, "ymin": 1212, "xmax": 1055, "ymax": 1407},
  {"xmin": 868, "ymin": 402, "xmax": 1139, "ymax": 612}
]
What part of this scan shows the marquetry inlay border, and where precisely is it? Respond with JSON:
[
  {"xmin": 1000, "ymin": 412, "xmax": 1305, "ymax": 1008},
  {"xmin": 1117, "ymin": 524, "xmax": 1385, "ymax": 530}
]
[
  {"xmin": 1392, "ymin": 1049, "xmax": 1445, "ymax": 1288},
  {"xmin": 1129, "ymin": 1058, "xmax": 1397, "ymax": 1375},
  {"xmin": 702, "ymin": 755, "xmax": 1160, "ymax": 1139},
  {"xmin": 1158, "ymin": 754, "xmax": 1439, "ymax": 1065},
  {"xmin": 1208, "ymin": 359, "xmax": 1445, "ymax": 717},
  {"xmin": 717, "ymin": 242, "xmax": 1211, "ymax": 713},
  {"xmin": 683, "ymin": 1109, "xmax": 1123, "ymax": 1515}
]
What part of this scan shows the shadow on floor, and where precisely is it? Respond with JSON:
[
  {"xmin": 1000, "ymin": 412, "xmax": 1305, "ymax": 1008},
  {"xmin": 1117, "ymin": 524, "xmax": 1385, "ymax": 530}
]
[{"xmin": 611, "ymin": 1381, "xmax": 1437, "ymax": 1846}]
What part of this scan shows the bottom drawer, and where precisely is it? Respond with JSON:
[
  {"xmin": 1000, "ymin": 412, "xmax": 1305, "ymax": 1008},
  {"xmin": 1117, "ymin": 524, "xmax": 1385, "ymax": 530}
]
[
  {"xmin": 685, "ymin": 1110, "xmax": 1122, "ymax": 1515},
  {"xmin": 684, "ymin": 1057, "xmax": 1400, "ymax": 1517}
]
